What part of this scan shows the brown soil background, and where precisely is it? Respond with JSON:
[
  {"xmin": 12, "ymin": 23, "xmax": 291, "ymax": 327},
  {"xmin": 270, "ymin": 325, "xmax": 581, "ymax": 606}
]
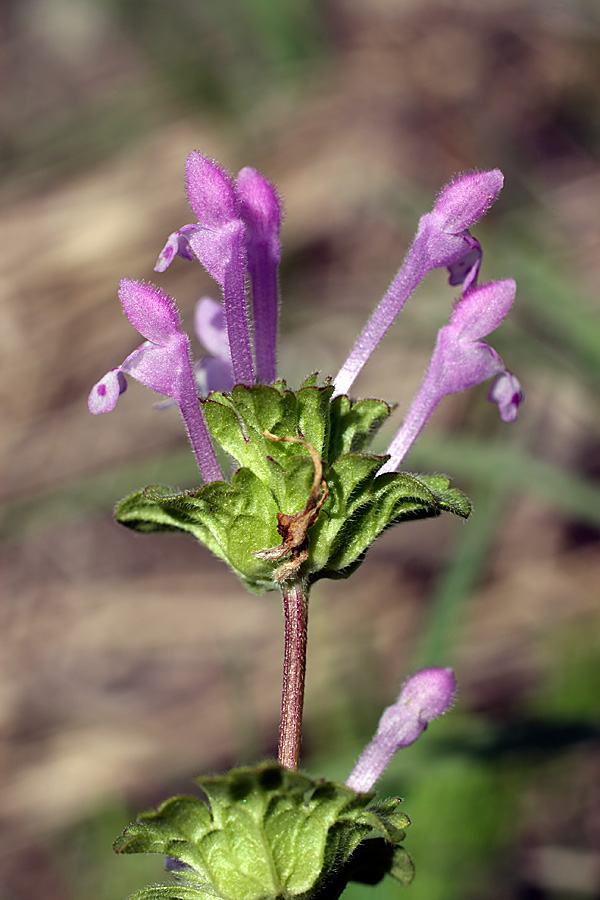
[{"xmin": 2, "ymin": 1, "xmax": 600, "ymax": 898}]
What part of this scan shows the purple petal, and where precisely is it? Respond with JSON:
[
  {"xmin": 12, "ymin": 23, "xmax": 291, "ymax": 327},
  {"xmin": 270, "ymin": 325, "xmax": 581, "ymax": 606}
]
[
  {"xmin": 194, "ymin": 355, "xmax": 235, "ymax": 396},
  {"xmin": 121, "ymin": 338, "xmax": 190, "ymax": 399},
  {"xmin": 186, "ymin": 217, "xmax": 254, "ymax": 384},
  {"xmin": 434, "ymin": 169, "xmax": 504, "ymax": 234},
  {"xmin": 88, "ymin": 368, "xmax": 127, "ymax": 414},
  {"xmin": 165, "ymin": 857, "xmax": 194, "ymax": 873},
  {"xmin": 184, "ymin": 153, "xmax": 248, "ymax": 288},
  {"xmin": 448, "ymin": 280, "xmax": 516, "ymax": 341},
  {"xmin": 447, "ymin": 236, "xmax": 481, "ymax": 291},
  {"xmin": 185, "ymin": 152, "xmax": 239, "ymax": 230},
  {"xmin": 88, "ymin": 280, "xmax": 223, "ymax": 483},
  {"xmin": 154, "ymin": 225, "xmax": 198, "ymax": 273},
  {"xmin": 438, "ymin": 337, "xmax": 505, "ymax": 394},
  {"xmin": 118, "ymin": 337, "xmax": 224, "ymax": 483},
  {"xmin": 392, "ymin": 668, "xmax": 457, "ymax": 721},
  {"xmin": 118, "ymin": 279, "xmax": 182, "ymax": 343},
  {"xmin": 346, "ymin": 668, "xmax": 456, "ymax": 793},
  {"xmin": 488, "ymin": 370, "xmax": 523, "ymax": 422},
  {"xmin": 187, "ymin": 219, "xmax": 246, "ymax": 286},
  {"xmin": 194, "ymin": 297, "xmax": 231, "ymax": 362}
]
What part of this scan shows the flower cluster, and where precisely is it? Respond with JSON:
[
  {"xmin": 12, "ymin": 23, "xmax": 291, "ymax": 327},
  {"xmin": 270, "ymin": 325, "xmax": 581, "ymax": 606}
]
[{"xmin": 89, "ymin": 153, "xmax": 522, "ymax": 486}]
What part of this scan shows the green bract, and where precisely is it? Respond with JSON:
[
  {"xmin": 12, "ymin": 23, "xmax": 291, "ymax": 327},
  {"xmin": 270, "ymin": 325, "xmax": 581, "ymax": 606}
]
[
  {"xmin": 114, "ymin": 763, "xmax": 414, "ymax": 900},
  {"xmin": 116, "ymin": 378, "xmax": 471, "ymax": 592}
]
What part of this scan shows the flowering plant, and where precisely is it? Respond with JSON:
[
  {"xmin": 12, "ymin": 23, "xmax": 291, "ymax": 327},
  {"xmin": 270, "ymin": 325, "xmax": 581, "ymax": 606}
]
[{"xmin": 89, "ymin": 154, "xmax": 521, "ymax": 900}]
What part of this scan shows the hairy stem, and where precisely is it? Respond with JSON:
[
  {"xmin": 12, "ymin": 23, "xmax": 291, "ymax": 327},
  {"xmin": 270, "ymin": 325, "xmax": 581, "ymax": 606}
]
[{"xmin": 278, "ymin": 578, "xmax": 309, "ymax": 770}]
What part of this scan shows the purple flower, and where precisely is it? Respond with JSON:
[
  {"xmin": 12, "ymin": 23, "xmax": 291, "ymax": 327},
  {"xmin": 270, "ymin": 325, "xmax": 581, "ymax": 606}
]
[
  {"xmin": 346, "ymin": 668, "xmax": 456, "ymax": 794},
  {"xmin": 380, "ymin": 279, "xmax": 523, "ymax": 472},
  {"xmin": 333, "ymin": 170, "xmax": 503, "ymax": 396},
  {"xmin": 154, "ymin": 224, "xmax": 197, "ymax": 272},
  {"xmin": 154, "ymin": 153, "xmax": 282, "ymax": 387},
  {"xmin": 488, "ymin": 370, "xmax": 523, "ymax": 424},
  {"xmin": 88, "ymin": 279, "xmax": 223, "ymax": 483},
  {"xmin": 165, "ymin": 857, "xmax": 194, "ymax": 873},
  {"xmin": 193, "ymin": 297, "xmax": 234, "ymax": 396}
]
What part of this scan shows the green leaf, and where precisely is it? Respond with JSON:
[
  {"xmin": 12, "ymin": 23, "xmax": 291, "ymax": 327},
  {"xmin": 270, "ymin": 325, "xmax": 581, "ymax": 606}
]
[
  {"xmin": 417, "ymin": 474, "xmax": 472, "ymax": 518},
  {"xmin": 298, "ymin": 372, "xmax": 321, "ymax": 389},
  {"xmin": 308, "ymin": 465, "xmax": 471, "ymax": 582},
  {"xmin": 116, "ymin": 471, "xmax": 281, "ymax": 592},
  {"xmin": 296, "ymin": 382, "xmax": 335, "ymax": 460},
  {"xmin": 115, "ymin": 764, "xmax": 412, "ymax": 900},
  {"xmin": 307, "ymin": 453, "xmax": 386, "ymax": 573},
  {"xmin": 115, "ymin": 383, "xmax": 471, "ymax": 592},
  {"xmin": 358, "ymin": 797, "xmax": 411, "ymax": 843},
  {"xmin": 203, "ymin": 391, "xmax": 273, "ymax": 482},
  {"xmin": 276, "ymin": 454, "xmax": 317, "ymax": 514},
  {"xmin": 125, "ymin": 887, "xmax": 218, "ymax": 900},
  {"xmin": 203, "ymin": 383, "xmax": 336, "ymax": 480},
  {"xmin": 389, "ymin": 845, "xmax": 416, "ymax": 885},
  {"xmin": 327, "ymin": 395, "xmax": 392, "ymax": 464}
]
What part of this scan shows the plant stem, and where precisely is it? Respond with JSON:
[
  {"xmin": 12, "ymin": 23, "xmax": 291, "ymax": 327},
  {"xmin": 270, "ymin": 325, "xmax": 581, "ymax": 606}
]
[{"xmin": 278, "ymin": 578, "xmax": 309, "ymax": 770}]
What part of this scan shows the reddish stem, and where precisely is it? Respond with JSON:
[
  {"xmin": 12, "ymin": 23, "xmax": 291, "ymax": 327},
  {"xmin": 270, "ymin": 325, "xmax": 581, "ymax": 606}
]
[{"xmin": 278, "ymin": 579, "xmax": 309, "ymax": 770}]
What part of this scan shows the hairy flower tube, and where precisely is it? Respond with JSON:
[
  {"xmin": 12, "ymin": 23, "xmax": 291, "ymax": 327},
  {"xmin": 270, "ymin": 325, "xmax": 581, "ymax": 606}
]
[{"xmin": 346, "ymin": 668, "xmax": 457, "ymax": 793}]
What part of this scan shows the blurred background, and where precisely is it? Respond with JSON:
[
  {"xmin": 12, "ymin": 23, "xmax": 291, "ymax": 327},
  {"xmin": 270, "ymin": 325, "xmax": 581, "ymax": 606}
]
[{"xmin": 2, "ymin": 0, "xmax": 600, "ymax": 898}]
